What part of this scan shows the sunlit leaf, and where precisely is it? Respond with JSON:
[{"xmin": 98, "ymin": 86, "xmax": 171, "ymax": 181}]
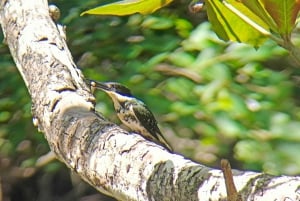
[
  {"xmin": 206, "ymin": 0, "xmax": 269, "ymax": 46},
  {"xmin": 261, "ymin": 0, "xmax": 300, "ymax": 36},
  {"xmin": 240, "ymin": 0, "xmax": 278, "ymax": 31},
  {"xmin": 81, "ymin": 0, "xmax": 173, "ymax": 16}
]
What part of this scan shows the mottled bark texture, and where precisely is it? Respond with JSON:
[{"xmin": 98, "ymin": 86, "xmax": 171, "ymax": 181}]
[{"xmin": 1, "ymin": 0, "xmax": 300, "ymax": 200}]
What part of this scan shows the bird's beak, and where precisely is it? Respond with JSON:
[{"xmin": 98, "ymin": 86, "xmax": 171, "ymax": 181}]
[{"xmin": 90, "ymin": 80, "xmax": 110, "ymax": 91}]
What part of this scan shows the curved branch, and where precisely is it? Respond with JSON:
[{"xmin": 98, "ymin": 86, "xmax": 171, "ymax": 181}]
[{"xmin": 1, "ymin": 0, "xmax": 300, "ymax": 200}]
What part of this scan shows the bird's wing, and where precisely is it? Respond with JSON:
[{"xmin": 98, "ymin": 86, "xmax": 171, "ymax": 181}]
[
  {"xmin": 131, "ymin": 101, "xmax": 172, "ymax": 151},
  {"xmin": 131, "ymin": 102, "xmax": 159, "ymax": 136}
]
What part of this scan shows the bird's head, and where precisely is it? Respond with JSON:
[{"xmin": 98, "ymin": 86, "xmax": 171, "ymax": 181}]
[{"xmin": 90, "ymin": 81, "xmax": 133, "ymax": 101}]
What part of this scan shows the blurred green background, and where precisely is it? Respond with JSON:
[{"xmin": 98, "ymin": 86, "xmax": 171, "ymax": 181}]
[{"xmin": 1, "ymin": 0, "xmax": 300, "ymax": 200}]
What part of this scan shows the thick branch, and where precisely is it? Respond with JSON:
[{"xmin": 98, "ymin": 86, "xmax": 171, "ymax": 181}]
[{"xmin": 1, "ymin": 0, "xmax": 300, "ymax": 200}]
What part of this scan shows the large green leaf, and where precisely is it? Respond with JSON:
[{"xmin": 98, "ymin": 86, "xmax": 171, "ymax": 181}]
[
  {"xmin": 81, "ymin": 0, "xmax": 173, "ymax": 16},
  {"xmin": 206, "ymin": 0, "xmax": 270, "ymax": 46},
  {"xmin": 240, "ymin": 0, "xmax": 278, "ymax": 31},
  {"xmin": 261, "ymin": 0, "xmax": 300, "ymax": 36}
]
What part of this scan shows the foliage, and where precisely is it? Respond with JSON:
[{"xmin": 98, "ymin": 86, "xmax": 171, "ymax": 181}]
[
  {"xmin": 206, "ymin": 0, "xmax": 300, "ymax": 47},
  {"xmin": 205, "ymin": 0, "xmax": 300, "ymax": 71},
  {"xmin": 81, "ymin": 0, "xmax": 173, "ymax": 16},
  {"xmin": 69, "ymin": 0, "xmax": 300, "ymax": 175}
]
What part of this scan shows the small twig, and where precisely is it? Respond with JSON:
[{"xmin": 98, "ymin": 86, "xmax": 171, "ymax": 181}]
[
  {"xmin": 155, "ymin": 63, "xmax": 202, "ymax": 83},
  {"xmin": 35, "ymin": 151, "xmax": 57, "ymax": 168},
  {"xmin": 221, "ymin": 159, "xmax": 242, "ymax": 201}
]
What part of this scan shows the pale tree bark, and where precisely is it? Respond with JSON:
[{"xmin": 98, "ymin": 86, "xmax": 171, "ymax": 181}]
[{"xmin": 1, "ymin": 0, "xmax": 300, "ymax": 200}]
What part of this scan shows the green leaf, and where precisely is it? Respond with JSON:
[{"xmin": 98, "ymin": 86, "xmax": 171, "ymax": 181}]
[
  {"xmin": 240, "ymin": 0, "xmax": 278, "ymax": 31},
  {"xmin": 215, "ymin": 113, "xmax": 245, "ymax": 138},
  {"xmin": 261, "ymin": 0, "xmax": 300, "ymax": 36},
  {"xmin": 81, "ymin": 0, "xmax": 173, "ymax": 16},
  {"xmin": 206, "ymin": 0, "xmax": 270, "ymax": 46},
  {"xmin": 141, "ymin": 16, "xmax": 174, "ymax": 29}
]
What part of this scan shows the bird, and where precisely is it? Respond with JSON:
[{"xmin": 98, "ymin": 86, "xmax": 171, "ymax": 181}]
[{"xmin": 89, "ymin": 80, "xmax": 173, "ymax": 152}]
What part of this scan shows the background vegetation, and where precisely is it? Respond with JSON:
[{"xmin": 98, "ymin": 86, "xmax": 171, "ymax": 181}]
[{"xmin": 0, "ymin": 0, "xmax": 299, "ymax": 200}]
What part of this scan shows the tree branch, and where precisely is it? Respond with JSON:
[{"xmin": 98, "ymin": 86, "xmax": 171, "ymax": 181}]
[{"xmin": 1, "ymin": 0, "xmax": 300, "ymax": 200}]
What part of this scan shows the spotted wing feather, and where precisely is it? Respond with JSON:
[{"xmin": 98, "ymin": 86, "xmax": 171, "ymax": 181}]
[{"xmin": 131, "ymin": 101, "xmax": 172, "ymax": 151}]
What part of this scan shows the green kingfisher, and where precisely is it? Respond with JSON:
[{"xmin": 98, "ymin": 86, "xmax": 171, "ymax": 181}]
[{"xmin": 90, "ymin": 80, "xmax": 173, "ymax": 152}]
